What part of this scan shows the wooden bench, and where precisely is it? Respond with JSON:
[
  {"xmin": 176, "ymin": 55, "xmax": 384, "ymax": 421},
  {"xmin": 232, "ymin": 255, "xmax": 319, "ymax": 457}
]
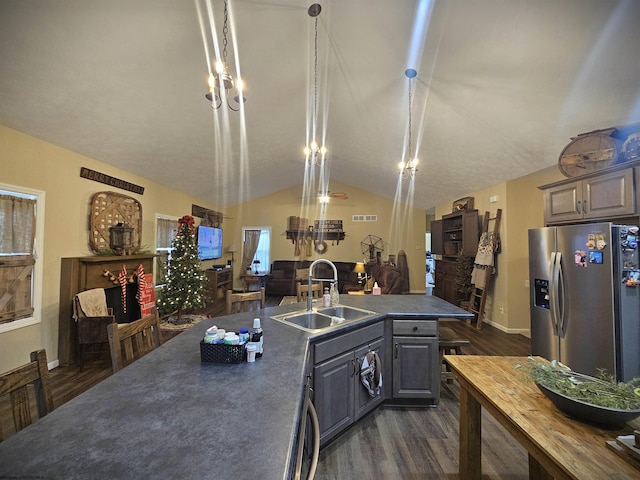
[{"xmin": 439, "ymin": 326, "xmax": 470, "ymax": 383}]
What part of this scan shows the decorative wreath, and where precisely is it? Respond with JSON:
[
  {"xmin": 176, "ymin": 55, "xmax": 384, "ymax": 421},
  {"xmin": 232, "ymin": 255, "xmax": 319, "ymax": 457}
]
[{"xmin": 314, "ymin": 240, "xmax": 328, "ymax": 254}]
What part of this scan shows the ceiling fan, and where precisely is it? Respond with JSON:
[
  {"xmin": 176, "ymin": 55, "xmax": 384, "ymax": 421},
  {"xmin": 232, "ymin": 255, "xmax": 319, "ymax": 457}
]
[{"xmin": 299, "ymin": 191, "xmax": 349, "ymax": 202}]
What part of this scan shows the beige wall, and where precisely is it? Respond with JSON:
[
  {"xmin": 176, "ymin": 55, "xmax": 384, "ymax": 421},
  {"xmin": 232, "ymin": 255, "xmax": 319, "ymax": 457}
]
[
  {"xmin": 4, "ymin": 117, "xmax": 566, "ymax": 370},
  {"xmin": 435, "ymin": 165, "xmax": 564, "ymax": 334},
  {"xmin": 224, "ymin": 181, "xmax": 427, "ymax": 293},
  {"xmin": 1, "ymin": 125, "xmax": 426, "ymax": 370},
  {"xmin": 0, "ymin": 125, "xmax": 223, "ymax": 371}
]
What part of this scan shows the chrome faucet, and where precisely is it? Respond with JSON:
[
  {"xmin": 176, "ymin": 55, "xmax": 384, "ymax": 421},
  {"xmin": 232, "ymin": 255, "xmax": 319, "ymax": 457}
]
[{"xmin": 308, "ymin": 259, "xmax": 338, "ymax": 312}]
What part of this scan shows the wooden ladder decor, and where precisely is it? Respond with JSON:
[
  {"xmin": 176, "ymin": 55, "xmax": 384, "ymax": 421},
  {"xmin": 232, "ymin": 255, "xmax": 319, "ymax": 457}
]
[{"xmin": 467, "ymin": 209, "xmax": 502, "ymax": 329}]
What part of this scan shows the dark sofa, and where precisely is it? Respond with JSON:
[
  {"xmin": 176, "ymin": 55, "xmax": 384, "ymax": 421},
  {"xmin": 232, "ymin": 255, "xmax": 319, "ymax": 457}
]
[{"xmin": 266, "ymin": 260, "xmax": 357, "ymax": 296}]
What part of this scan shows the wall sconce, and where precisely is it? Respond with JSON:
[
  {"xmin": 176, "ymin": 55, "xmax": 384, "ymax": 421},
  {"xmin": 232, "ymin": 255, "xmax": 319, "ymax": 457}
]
[{"xmin": 109, "ymin": 223, "xmax": 134, "ymax": 255}]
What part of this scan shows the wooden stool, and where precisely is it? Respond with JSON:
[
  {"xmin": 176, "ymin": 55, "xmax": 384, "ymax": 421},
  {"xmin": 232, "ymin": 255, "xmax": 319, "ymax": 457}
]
[{"xmin": 439, "ymin": 326, "xmax": 471, "ymax": 383}]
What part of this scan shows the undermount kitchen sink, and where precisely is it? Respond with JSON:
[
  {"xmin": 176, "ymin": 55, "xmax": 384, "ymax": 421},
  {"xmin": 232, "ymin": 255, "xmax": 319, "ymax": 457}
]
[{"xmin": 272, "ymin": 305, "xmax": 377, "ymax": 332}]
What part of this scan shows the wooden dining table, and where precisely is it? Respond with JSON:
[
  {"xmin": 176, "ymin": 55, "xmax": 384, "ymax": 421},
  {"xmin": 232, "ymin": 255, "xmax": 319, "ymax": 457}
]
[{"xmin": 445, "ymin": 355, "xmax": 640, "ymax": 480}]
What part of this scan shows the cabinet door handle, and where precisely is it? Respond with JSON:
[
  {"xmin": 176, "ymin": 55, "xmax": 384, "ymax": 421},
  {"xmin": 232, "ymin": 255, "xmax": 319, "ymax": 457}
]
[
  {"xmin": 352, "ymin": 358, "xmax": 358, "ymax": 377},
  {"xmin": 412, "ymin": 326, "xmax": 418, "ymax": 332},
  {"xmin": 582, "ymin": 200, "xmax": 587, "ymax": 214},
  {"xmin": 394, "ymin": 343, "xmax": 399, "ymax": 359},
  {"xmin": 576, "ymin": 200, "xmax": 581, "ymax": 214}
]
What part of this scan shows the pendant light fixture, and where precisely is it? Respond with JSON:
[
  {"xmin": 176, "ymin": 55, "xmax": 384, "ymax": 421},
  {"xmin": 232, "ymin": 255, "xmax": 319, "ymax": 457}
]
[
  {"xmin": 399, "ymin": 68, "xmax": 418, "ymax": 178},
  {"xmin": 205, "ymin": 0, "xmax": 246, "ymax": 111},
  {"xmin": 304, "ymin": 3, "xmax": 327, "ymax": 166}
]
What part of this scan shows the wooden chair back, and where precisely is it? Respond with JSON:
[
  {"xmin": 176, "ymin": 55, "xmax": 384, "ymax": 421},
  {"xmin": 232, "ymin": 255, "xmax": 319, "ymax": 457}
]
[
  {"xmin": 296, "ymin": 283, "xmax": 323, "ymax": 303},
  {"xmin": 226, "ymin": 287, "xmax": 265, "ymax": 315},
  {"xmin": 107, "ymin": 312, "xmax": 163, "ymax": 373},
  {"xmin": 77, "ymin": 309, "xmax": 115, "ymax": 368},
  {"xmin": 0, "ymin": 349, "xmax": 54, "ymax": 441}
]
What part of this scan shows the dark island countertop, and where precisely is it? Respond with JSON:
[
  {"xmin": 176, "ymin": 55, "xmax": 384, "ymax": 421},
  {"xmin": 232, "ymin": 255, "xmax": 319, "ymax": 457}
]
[{"xmin": 0, "ymin": 295, "xmax": 470, "ymax": 479}]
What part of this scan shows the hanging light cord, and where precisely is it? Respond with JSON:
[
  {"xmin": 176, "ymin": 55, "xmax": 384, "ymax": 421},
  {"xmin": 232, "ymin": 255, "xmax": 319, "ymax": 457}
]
[
  {"xmin": 222, "ymin": 0, "xmax": 229, "ymax": 66},
  {"xmin": 408, "ymin": 75, "xmax": 413, "ymax": 162},
  {"xmin": 313, "ymin": 15, "xmax": 318, "ymax": 145}
]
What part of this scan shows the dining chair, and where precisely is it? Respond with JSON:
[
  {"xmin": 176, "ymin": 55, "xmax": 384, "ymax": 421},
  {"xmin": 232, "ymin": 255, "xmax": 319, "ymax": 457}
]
[
  {"xmin": 73, "ymin": 288, "xmax": 116, "ymax": 369},
  {"xmin": 77, "ymin": 311, "xmax": 116, "ymax": 369},
  {"xmin": 0, "ymin": 349, "xmax": 54, "ymax": 441},
  {"xmin": 296, "ymin": 283, "xmax": 323, "ymax": 303},
  {"xmin": 107, "ymin": 311, "xmax": 163, "ymax": 373},
  {"xmin": 226, "ymin": 287, "xmax": 265, "ymax": 315}
]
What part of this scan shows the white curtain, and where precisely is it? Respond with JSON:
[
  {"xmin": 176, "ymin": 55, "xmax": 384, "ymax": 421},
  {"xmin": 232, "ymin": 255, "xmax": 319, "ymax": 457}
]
[
  {"xmin": 156, "ymin": 218, "xmax": 179, "ymax": 249},
  {"xmin": 241, "ymin": 230, "xmax": 261, "ymax": 273},
  {"xmin": 0, "ymin": 194, "xmax": 36, "ymax": 254}
]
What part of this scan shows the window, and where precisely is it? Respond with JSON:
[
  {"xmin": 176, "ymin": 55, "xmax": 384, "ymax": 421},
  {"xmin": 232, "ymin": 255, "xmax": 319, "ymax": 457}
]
[
  {"xmin": 155, "ymin": 215, "xmax": 179, "ymax": 286},
  {"xmin": 0, "ymin": 184, "xmax": 44, "ymax": 333},
  {"xmin": 243, "ymin": 227, "xmax": 270, "ymax": 274}
]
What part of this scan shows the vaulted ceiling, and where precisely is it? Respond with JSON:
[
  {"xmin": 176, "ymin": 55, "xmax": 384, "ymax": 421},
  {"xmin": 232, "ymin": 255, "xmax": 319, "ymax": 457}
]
[{"xmin": 1, "ymin": 0, "xmax": 639, "ymax": 211}]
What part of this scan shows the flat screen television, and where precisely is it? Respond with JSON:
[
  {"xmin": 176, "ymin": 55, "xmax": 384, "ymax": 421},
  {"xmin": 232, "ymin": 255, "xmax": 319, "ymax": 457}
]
[{"xmin": 197, "ymin": 226, "xmax": 223, "ymax": 260}]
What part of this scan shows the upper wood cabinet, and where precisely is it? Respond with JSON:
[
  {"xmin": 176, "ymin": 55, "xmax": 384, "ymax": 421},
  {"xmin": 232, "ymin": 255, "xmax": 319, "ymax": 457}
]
[
  {"xmin": 430, "ymin": 210, "xmax": 479, "ymax": 258},
  {"xmin": 541, "ymin": 167, "xmax": 636, "ymax": 225}
]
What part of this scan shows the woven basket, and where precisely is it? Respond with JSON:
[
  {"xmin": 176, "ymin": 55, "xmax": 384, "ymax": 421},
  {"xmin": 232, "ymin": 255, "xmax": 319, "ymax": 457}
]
[
  {"xmin": 444, "ymin": 243, "xmax": 458, "ymax": 256},
  {"xmin": 200, "ymin": 341, "xmax": 246, "ymax": 364}
]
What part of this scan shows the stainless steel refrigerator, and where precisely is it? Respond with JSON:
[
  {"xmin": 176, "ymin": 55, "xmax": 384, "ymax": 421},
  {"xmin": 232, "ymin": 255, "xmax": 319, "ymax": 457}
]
[{"xmin": 528, "ymin": 223, "xmax": 640, "ymax": 381}]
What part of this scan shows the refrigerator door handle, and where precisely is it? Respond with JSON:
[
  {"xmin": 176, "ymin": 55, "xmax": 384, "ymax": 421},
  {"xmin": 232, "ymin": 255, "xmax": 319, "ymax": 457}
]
[
  {"xmin": 550, "ymin": 251, "xmax": 561, "ymax": 336},
  {"xmin": 556, "ymin": 252, "xmax": 566, "ymax": 337}
]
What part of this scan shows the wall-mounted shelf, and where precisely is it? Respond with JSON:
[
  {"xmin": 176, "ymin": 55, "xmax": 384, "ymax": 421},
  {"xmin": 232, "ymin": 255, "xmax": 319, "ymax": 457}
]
[{"xmin": 285, "ymin": 230, "xmax": 346, "ymax": 245}]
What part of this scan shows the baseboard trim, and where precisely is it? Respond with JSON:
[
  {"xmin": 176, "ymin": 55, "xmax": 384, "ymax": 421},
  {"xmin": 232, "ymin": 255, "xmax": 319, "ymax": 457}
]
[{"xmin": 481, "ymin": 318, "xmax": 530, "ymax": 336}]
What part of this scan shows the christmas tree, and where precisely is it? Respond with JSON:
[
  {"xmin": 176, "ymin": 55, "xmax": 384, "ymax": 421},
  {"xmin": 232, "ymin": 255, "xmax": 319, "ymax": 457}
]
[{"xmin": 156, "ymin": 215, "xmax": 207, "ymax": 323}]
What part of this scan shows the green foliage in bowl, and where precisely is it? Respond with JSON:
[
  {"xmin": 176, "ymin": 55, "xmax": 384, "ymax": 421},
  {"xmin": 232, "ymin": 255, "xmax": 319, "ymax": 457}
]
[{"xmin": 516, "ymin": 357, "xmax": 640, "ymax": 411}]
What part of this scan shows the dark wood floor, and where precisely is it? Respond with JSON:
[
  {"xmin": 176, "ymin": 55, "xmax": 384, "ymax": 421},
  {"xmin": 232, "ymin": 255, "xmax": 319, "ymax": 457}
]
[
  {"xmin": 1, "ymin": 297, "xmax": 532, "ymax": 479},
  {"xmin": 315, "ymin": 318, "xmax": 531, "ymax": 479}
]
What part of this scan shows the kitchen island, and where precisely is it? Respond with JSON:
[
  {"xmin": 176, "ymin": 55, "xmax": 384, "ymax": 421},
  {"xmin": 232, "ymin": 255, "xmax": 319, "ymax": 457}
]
[{"xmin": 0, "ymin": 295, "xmax": 471, "ymax": 479}]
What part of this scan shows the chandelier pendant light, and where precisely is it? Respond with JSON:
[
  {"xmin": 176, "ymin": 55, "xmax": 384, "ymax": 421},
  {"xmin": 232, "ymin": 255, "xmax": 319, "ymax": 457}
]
[
  {"xmin": 304, "ymin": 3, "xmax": 327, "ymax": 166},
  {"xmin": 399, "ymin": 68, "xmax": 418, "ymax": 178},
  {"xmin": 205, "ymin": 0, "xmax": 246, "ymax": 111}
]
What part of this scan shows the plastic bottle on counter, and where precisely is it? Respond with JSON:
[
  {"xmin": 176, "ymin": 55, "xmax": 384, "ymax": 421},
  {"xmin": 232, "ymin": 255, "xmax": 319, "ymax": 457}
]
[
  {"xmin": 203, "ymin": 325, "xmax": 217, "ymax": 343},
  {"xmin": 372, "ymin": 282, "xmax": 381, "ymax": 295},
  {"xmin": 330, "ymin": 282, "xmax": 339, "ymax": 305},
  {"xmin": 252, "ymin": 318, "xmax": 263, "ymax": 357},
  {"xmin": 238, "ymin": 327, "xmax": 250, "ymax": 344},
  {"xmin": 323, "ymin": 287, "xmax": 331, "ymax": 307}
]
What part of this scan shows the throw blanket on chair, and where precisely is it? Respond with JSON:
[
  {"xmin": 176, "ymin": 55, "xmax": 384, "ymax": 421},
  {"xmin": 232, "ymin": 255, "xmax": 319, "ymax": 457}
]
[
  {"xmin": 471, "ymin": 232, "xmax": 497, "ymax": 289},
  {"xmin": 365, "ymin": 250, "xmax": 409, "ymax": 294},
  {"xmin": 73, "ymin": 288, "xmax": 109, "ymax": 320}
]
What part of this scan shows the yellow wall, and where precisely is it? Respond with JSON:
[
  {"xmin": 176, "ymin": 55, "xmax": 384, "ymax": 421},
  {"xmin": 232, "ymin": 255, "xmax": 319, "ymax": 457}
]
[
  {"xmin": 0, "ymin": 125, "xmax": 223, "ymax": 371},
  {"xmin": 1, "ymin": 125, "xmax": 426, "ymax": 370},
  {"xmin": 4, "ymin": 118, "xmax": 565, "ymax": 370},
  {"xmin": 224, "ymin": 181, "xmax": 427, "ymax": 293},
  {"xmin": 435, "ymin": 165, "xmax": 564, "ymax": 334}
]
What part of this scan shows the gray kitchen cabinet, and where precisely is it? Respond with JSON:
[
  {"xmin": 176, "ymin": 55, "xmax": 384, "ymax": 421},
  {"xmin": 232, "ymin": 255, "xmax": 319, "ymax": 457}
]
[
  {"xmin": 391, "ymin": 318, "xmax": 439, "ymax": 403},
  {"xmin": 312, "ymin": 322, "xmax": 385, "ymax": 446},
  {"xmin": 542, "ymin": 167, "xmax": 635, "ymax": 225}
]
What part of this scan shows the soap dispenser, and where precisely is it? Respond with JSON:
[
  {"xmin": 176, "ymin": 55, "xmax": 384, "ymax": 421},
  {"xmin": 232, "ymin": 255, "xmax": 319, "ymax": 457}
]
[
  {"xmin": 330, "ymin": 282, "xmax": 339, "ymax": 305},
  {"xmin": 372, "ymin": 282, "xmax": 381, "ymax": 295},
  {"xmin": 323, "ymin": 287, "xmax": 331, "ymax": 307}
]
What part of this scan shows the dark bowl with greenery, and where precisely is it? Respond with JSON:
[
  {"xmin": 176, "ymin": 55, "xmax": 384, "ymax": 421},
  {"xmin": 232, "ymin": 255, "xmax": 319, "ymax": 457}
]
[{"xmin": 518, "ymin": 357, "xmax": 640, "ymax": 429}]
